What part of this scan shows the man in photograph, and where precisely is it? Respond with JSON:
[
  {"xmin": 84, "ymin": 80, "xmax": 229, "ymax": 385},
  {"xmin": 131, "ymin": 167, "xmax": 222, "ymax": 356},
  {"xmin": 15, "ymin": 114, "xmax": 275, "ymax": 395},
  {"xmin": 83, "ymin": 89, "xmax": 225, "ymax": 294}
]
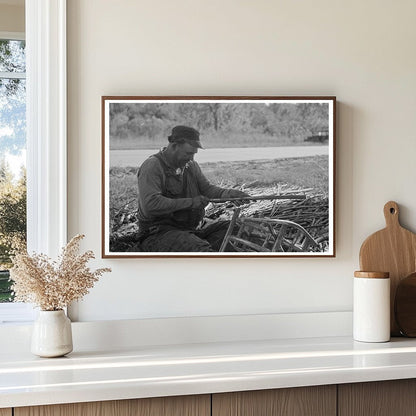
[{"xmin": 136, "ymin": 125, "xmax": 250, "ymax": 252}]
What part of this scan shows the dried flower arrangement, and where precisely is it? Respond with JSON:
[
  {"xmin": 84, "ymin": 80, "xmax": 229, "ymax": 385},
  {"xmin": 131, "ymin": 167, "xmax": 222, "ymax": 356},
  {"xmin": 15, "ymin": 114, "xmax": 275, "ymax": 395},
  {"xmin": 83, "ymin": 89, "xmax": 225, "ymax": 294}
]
[{"xmin": 10, "ymin": 234, "xmax": 111, "ymax": 311}]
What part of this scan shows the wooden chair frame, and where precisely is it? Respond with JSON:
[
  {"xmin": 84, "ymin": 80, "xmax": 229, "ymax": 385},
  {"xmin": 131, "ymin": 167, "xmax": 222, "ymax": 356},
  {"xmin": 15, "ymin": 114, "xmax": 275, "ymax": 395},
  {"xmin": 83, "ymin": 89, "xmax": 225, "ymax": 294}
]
[{"xmin": 220, "ymin": 208, "xmax": 319, "ymax": 253}]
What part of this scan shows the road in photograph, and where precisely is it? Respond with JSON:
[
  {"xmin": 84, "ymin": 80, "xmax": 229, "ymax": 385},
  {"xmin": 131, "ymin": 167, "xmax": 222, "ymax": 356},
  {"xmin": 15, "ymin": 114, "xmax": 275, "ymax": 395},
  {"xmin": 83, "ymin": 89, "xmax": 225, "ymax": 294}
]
[{"xmin": 110, "ymin": 145, "xmax": 329, "ymax": 167}]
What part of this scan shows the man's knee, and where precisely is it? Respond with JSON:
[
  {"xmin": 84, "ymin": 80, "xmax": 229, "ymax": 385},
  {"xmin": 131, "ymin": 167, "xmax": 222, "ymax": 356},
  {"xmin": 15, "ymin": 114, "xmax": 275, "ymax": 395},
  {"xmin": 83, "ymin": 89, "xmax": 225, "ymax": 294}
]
[{"xmin": 142, "ymin": 230, "xmax": 213, "ymax": 252}]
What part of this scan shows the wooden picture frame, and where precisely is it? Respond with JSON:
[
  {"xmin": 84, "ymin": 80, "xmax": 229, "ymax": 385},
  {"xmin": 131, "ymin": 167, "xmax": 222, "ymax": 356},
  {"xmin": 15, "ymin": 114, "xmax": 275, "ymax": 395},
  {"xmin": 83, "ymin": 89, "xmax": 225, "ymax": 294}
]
[{"xmin": 102, "ymin": 96, "xmax": 336, "ymax": 258}]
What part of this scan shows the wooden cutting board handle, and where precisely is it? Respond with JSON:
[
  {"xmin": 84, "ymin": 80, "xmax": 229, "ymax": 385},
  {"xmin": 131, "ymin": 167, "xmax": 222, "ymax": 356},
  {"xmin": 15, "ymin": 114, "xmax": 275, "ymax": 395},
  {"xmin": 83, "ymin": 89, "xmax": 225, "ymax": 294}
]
[
  {"xmin": 384, "ymin": 201, "xmax": 400, "ymax": 229},
  {"xmin": 359, "ymin": 201, "xmax": 416, "ymax": 336}
]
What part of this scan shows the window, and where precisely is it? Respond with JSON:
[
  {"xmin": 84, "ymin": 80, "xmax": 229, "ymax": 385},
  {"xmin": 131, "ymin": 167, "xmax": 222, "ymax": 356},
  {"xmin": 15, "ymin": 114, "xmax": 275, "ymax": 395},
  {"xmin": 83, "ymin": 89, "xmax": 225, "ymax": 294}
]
[
  {"xmin": 0, "ymin": 32, "xmax": 34, "ymax": 322},
  {"xmin": 0, "ymin": 0, "xmax": 67, "ymax": 324},
  {"xmin": 0, "ymin": 34, "xmax": 27, "ymax": 307}
]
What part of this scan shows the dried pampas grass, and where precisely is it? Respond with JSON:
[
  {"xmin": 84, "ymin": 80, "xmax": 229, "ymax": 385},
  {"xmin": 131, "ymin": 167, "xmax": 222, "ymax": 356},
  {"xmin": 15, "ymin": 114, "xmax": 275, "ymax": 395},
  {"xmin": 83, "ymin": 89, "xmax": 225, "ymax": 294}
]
[{"xmin": 10, "ymin": 234, "xmax": 111, "ymax": 311}]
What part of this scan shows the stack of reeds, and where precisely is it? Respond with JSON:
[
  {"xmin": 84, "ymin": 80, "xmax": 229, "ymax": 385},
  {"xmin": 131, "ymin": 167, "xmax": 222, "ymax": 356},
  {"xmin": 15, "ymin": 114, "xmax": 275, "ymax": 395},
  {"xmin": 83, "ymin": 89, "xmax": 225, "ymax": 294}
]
[{"xmin": 205, "ymin": 184, "xmax": 329, "ymax": 244}]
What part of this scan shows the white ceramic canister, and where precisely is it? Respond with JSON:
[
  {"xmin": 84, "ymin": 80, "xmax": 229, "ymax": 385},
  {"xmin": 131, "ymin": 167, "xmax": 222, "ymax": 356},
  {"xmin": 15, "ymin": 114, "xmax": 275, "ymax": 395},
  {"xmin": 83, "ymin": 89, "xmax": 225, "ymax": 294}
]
[{"xmin": 353, "ymin": 271, "xmax": 390, "ymax": 343}]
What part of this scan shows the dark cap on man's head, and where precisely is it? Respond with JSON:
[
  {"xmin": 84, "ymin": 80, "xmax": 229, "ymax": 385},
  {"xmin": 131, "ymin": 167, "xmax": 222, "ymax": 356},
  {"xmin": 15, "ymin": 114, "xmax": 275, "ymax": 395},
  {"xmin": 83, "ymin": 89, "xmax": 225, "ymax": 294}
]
[{"xmin": 168, "ymin": 125, "xmax": 203, "ymax": 149}]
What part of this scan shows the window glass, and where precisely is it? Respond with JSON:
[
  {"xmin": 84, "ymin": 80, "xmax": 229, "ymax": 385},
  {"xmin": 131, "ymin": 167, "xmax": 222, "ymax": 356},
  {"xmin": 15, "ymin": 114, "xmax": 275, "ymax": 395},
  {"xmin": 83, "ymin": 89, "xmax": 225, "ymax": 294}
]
[
  {"xmin": 0, "ymin": 39, "xmax": 26, "ymax": 72},
  {"xmin": 0, "ymin": 38, "xmax": 26, "ymax": 304}
]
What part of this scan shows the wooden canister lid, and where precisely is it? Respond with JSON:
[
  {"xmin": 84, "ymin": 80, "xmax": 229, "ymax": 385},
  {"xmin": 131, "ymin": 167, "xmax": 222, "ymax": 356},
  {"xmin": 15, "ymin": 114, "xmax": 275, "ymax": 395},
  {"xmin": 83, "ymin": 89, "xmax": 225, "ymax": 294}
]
[{"xmin": 354, "ymin": 271, "xmax": 389, "ymax": 279}]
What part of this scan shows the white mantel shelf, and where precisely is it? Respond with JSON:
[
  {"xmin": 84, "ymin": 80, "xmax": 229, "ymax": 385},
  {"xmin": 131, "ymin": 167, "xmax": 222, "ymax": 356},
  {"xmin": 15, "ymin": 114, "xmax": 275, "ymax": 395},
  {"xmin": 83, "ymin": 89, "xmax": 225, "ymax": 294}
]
[{"xmin": 2, "ymin": 335, "xmax": 416, "ymax": 409}]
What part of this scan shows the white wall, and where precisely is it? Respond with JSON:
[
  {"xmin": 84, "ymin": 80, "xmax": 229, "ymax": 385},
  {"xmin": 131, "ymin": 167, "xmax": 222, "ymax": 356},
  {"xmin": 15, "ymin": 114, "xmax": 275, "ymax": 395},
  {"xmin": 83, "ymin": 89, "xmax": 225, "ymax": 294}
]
[
  {"xmin": 67, "ymin": 0, "xmax": 416, "ymax": 322},
  {"xmin": 0, "ymin": 3, "xmax": 24, "ymax": 33}
]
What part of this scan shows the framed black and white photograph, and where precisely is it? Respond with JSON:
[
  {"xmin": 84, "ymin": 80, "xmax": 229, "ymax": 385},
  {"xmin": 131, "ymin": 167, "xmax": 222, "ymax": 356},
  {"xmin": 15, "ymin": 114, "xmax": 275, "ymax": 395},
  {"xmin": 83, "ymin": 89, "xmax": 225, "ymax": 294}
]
[{"xmin": 102, "ymin": 96, "xmax": 336, "ymax": 258}]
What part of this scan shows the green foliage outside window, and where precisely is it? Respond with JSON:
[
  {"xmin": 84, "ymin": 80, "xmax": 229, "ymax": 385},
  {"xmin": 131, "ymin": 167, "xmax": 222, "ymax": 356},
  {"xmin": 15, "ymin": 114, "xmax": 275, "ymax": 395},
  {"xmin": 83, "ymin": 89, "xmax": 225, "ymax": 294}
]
[
  {"xmin": 0, "ymin": 38, "xmax": 26, "ymax": 303},
  {"xmin": 0, "ymin": 162, "xmax": 26, "ymax": 302}
]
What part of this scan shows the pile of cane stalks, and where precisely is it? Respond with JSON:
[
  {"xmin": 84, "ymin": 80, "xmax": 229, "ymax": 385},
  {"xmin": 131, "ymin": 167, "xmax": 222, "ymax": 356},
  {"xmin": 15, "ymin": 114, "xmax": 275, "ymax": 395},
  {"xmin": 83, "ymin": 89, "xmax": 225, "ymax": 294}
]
[
  {"xmin": 110, "ymin": 184, "xmax": 329, "ymax": 252},
  {"xmin": 205, "ymin": 184, "xmax": 330, "ymax": 249}
]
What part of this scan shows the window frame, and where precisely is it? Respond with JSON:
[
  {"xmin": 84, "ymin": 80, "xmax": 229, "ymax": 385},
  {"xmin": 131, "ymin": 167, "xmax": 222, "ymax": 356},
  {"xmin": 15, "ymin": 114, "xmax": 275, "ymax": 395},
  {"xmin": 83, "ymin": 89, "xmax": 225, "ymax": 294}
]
[
  {"xmin": 26, "ymin": 0, "xmax": 67, "ymax": 257},
  {"xmin": 0, "ymin": 0, "xmax": 67, "ymax": 323}
]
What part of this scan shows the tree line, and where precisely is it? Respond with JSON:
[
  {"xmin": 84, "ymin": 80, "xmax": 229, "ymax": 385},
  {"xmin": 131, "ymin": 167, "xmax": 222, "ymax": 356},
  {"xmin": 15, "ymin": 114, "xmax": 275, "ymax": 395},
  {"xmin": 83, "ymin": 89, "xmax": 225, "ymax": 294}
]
[
  {"xmin": 110, "ymin": 102, "xmax": 329, "ymax": 144},
  {"xmin": 0, "ymin": 160, "xmax": 26, "ymax": 270}
]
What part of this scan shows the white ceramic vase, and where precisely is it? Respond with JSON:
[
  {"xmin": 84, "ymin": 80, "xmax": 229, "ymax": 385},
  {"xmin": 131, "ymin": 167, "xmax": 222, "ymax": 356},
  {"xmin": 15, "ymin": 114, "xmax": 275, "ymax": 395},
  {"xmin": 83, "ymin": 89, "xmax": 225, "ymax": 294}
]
[{"xmin": 31, "ymin": 310, "xmax": 73, "ymax": 357}]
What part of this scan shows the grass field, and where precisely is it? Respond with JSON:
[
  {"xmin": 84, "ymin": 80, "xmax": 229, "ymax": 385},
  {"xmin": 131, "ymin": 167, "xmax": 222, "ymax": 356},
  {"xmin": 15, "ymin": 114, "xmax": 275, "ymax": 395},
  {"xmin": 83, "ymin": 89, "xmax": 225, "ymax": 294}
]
[
  {"xmin": 109, "ymin": 155, "xmax": 329, "ymax": 235},
  {"xmin": 200, "ymin": 156, "xmax": 328, "ymax": 193}
]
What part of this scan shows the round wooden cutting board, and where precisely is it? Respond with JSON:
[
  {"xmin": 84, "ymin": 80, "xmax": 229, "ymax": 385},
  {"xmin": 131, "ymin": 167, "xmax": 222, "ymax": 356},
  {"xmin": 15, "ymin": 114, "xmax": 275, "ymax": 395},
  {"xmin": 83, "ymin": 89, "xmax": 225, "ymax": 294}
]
[{"xmin": 359, "ymin": 201, "xmax": 416, "ymax": 336}]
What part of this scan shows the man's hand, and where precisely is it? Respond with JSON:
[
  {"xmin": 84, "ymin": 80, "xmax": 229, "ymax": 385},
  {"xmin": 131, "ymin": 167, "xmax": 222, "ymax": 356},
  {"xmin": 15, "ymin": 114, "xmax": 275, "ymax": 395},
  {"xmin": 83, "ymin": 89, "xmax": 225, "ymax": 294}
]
[
  {"xmin": 225, "ymin": 189, "xmax": 251, "ymax": 206},
  {"xmin": 226, "ymin": 189, "xmax": 251, "ymax": 199},
  {"xmin": 191, "ymin": 195, "xmax": 210, "ymax": 209}
]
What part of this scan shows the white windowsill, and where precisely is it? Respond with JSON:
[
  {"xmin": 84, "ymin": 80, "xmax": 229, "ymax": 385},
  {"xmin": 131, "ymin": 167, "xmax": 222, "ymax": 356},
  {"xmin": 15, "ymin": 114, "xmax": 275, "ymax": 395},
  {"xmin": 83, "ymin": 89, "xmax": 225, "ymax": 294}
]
[
  {"xmin": 0, "ymin": 311, "xmax": 356, "ymax": 407},
  {"xmin": 1, "ymin": 325, "xmax": 416, "ymax": 409},
  {"xmin": 0, "ymin": 303, "xmax": 36, "ymax": 324}
]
